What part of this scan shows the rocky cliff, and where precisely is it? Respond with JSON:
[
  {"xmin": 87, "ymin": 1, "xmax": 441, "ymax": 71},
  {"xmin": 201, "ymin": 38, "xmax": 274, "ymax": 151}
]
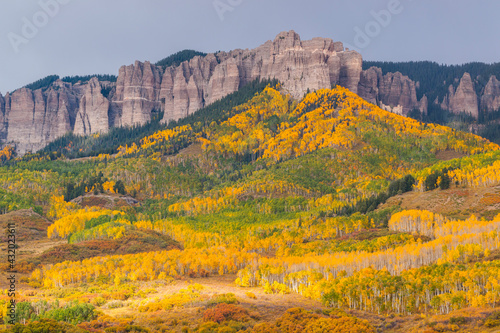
[
  {"xmin": 157, "ymin": 30, "xmax": 365, "ymax": 123},
  {"xmin": 1, "ymin": 81, "xmax": 81, "ymax": 154},
  {"xmin": 2, "ymin": 30, "xmax": 498, "ymax": 154},
  {"xmin": 2, "ymin": 30, "xmax": 379, "ymax": 154},
  {"xmin": 111, "ymin": 61, "xmax": 163, "ymax": 127},
  {"xmin": 358, "ymin": 67, "xmax": 427, "ymax": 115},
  {"xmin": 435, "ymin": 72, "xmax": 500, "ymax": 118},
  {"xmin": 481, "ymin": 75, "xmax": 500, "ymax": 113},
  {"xmin": 74, "ymin": 77, "xmax": 111, "ymax": 136},
  {"xmin": 439, "ymin": 73, "xmax": 479, "ymax": 118}
]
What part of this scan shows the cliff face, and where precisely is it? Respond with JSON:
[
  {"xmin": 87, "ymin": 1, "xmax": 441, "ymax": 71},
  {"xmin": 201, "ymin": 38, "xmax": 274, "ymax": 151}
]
[
  {"xmin": 74, "ymin": 77, "xmax": 110, "ymax": 136},
  {"xmin": 1, "ymin": 82, "xmax": 80, "ymax": 154},
  {"xmin": 358, "ymin": 67, "xmax": 426, "ymax": 115},
  {"xmin": 436, "ymin": 72, "xmax": 500, "ymax": 118},
  {"xmin": 4, "ymin": 30, "xmax": 499, "ymax": 154},
  {"xmin": 482, "ymin": 75, "xmax": 500, "ymax": 112},
  {"xmin": 0, "ymin": 94, "xmax": 7, "ymax": 141},
  {"xmin": 0, "ymin": 30, "xmax": 427, "ymax": 154},
  {"xmin": 160, "ymin": 54, "xmax": 231, "ymax": 121},
  {"xmin": 111, "ymin": 61, "xmax": 163, "ymax": 127},
  {"xmin": 158, "ymin": 30, "xmax": 363, "ymax": 123},
  {"xmin": 439, "ymin": 73, "xmax": 479, "ymax": 118},
  {"xmin": 156, "ymin": 30, "xmax": 430, "ymax": 123}
]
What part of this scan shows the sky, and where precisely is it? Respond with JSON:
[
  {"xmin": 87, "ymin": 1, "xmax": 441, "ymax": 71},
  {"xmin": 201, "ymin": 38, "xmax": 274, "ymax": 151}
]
[{"xmin": 0, "ymin": 0, "xmax": 499, "ymax": 94}]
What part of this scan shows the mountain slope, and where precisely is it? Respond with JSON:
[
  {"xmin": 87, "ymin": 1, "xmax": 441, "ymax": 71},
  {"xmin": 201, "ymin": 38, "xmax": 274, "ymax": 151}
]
[{"xmin": 2, "ymin": 86, "xmax": 500, "ymax": 332}]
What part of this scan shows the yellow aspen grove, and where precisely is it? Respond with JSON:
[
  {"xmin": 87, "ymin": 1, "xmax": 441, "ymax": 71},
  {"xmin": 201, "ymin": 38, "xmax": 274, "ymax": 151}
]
[
  {"xmin": 47, "ymin": 208, "xmax": 124, "ymax": 239},
  {"xmin": 388, "ymin": 210, "xmax": 448, "ymax": 238}
]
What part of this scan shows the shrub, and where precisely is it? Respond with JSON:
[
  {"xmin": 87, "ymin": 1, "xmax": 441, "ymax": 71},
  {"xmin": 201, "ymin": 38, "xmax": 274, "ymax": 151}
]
[
  {"xmin": 197, "ymin": 321, "xmax": 218, "ymax": 333},
  {"xmin": 207, "ymin": 293, "xmax": 239, "ymax": 307},
  {"xmin": 449, "ymin": 316, "xmax": 466, "ymax": 325},
  {"xmin": 245, "ymin": 292, "xmax": 257, "ymax": 299},
  {"xmin": 104, "ymin": 300, "xmax": 124, "ymax": 309},
  {"xmin": 276, "ymin": 308, "xmax": 319, "ymax": 331},
  {"xmin": 203, "ymin": 304, "xmax": 249, "ymax": 323},
  {"xmin": 91, "ymin": 296, "xmax": 107, "ymax": 307},
  {"xmin": 263, "ymin": 281, "xmax": 290, "ymax": 294},
  {"xmin": 33, "ymin": 205, "xmax": 44, "ymax": 215},
  {"xmin": 252, "ymin": 323, "xmax": 279, "ymax": 333},
  {"xmin": 124, "ymin": 325, "xmax": 150, "ymax": 332},
  {"xmin": 200, "ymin": 268, "xmax": 210, "ymax": 278},
  {"xmin": 274, "ymin": 308, "xmax": 375, "ymax": 333},
  {"xmin": 188, "ymin": 283, "xmax": 205, "ymax": 292},
  {"xmin": 485, "ymin": 319, "xmax": 500, "ymax": 328}
]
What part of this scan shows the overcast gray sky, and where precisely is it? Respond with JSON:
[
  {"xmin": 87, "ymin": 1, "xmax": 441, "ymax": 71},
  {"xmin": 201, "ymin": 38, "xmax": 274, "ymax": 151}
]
[{"xmin": 0, "ymin": 0, "xmax": 499, "ymax": 94}]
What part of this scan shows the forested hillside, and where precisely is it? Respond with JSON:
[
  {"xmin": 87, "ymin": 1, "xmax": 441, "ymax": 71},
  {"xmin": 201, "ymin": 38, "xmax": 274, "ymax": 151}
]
[
  {"xmin": 364, "ymin": 60, "xmax": 500, "ymax": 144},
  {"xmin": 1, "ymin": 84, "xmax": 500, "ymax": 332},
  {"xmin": 363, "ymin": 61, "xmax": 500, "ymax": 100}
]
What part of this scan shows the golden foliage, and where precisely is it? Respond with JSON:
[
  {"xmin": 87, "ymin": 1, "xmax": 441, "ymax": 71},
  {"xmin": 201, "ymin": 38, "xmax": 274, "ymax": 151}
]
[{"xmin": 47, "ymin": 208, "xmax": 123, "ymax": 239}]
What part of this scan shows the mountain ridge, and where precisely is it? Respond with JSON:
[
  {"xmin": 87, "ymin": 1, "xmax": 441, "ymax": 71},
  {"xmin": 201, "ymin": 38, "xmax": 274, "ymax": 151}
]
[{"xmin": 2, "ymin": 30, "xmax": 497, "ymax": 155}]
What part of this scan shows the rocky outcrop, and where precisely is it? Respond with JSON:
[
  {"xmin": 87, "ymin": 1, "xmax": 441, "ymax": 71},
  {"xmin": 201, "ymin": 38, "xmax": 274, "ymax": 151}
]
[
  {"xmin": 439, "ymin": 73, "xmax": 479, "ymax": 118},
  {"xmin": 0, "ymin": 30, "xmax": 427, "ymax": 153},
  {"xmin": 481, "ymin": 75, "xmax": 500, "ymax": 112},
  {"xmin": 2, "ymin": 82, "xmax": 80, "ymax": 154},
  {"xmin": 74, "ymin": 78, "xmax": 110, "ymax": 135},
  {"xmin": 5, "ymin": 30, "xmax": 500, "ymax": 154},
  {"xmin": 0, "ymin": 94, "xmax": 7, "ymax": 141},
  {"xmin": 357, "ymin": 67, "xmax": 381, "ymax": 104},
  {"xmin": 419, "ymin": 95, "xmax": 429, "ymax": 115},
  {"xmin": 158, "ymin": 30, "xmax": 363, "ymax": 123},
  {"xmin": 357, "ymin": 67, "xmax": 427, "ymax": 115},
  {"xmin": 436, "ymin": 73, "xmax": 500, "ymax": 118},
  {"xmin": 111, "ymin": 61, "xmax": 163, "ymax": 127}
]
